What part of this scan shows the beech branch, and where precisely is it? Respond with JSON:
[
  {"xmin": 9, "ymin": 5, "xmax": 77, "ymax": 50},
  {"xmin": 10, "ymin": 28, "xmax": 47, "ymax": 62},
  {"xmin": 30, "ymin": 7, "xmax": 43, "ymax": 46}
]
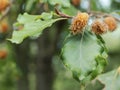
[
  {"xmin": 88, "ymin": 11, "xmax": 120, "ymax": 22},
  {"xmin": 55, "ymin": 8, "xmax": 73, "ymax": 18},
  {"xmin": 55, "ymin": 8, "xmax": 120, "ymax": 22}
]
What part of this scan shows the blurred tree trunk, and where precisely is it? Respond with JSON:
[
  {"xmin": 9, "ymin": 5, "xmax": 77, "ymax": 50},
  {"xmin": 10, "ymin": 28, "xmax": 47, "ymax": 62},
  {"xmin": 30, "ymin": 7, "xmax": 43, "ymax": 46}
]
[
  {"xmin": 35, "ymin": 21, "xmax": 65, "ymax": 90},
  {"xmin": 10, "ymin": 1, "xmax": 29, "ymax": 90},
  {"xmin": 36, "ymin": 53, "xmax": 54, "ymax": 90},
  {"xmin": 36, "ymin": 31, "xmax": 54, "ymax": 90},
  {"xmin": 15, "ymin": 41, "xmax": 30, "ymax": 90}
]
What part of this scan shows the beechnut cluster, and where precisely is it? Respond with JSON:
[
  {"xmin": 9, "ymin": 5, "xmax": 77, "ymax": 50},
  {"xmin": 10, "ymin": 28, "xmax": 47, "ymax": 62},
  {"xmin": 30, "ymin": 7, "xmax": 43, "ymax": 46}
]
[{"xmin": 70, "ymin": 12, "xmax": 117, "ymax": 35}]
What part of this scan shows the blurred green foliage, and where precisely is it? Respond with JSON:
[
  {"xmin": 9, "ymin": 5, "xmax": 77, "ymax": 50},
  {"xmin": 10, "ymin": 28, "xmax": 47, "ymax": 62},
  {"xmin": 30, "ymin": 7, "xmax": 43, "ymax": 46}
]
[{"xmin": 0, "ymin": 0, "xmax": 120, "ymax": 90}]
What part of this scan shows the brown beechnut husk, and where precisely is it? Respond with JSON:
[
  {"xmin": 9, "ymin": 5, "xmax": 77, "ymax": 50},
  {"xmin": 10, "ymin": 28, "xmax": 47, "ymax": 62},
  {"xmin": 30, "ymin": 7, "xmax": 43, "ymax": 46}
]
[
  {"xmin": 0, "ymin": 0, "xmax": 10, "ymax": 12},
  {"xmin": 71, "ymin": 0, "xmax": 81, "ymax": 6},
  {"xmin": 70, "ymin": 12, "xmax": 89, "ymax": 35},
  {"xmin": 92, "ymin": 20, "xmax": 108, "ymax": 35},
  {"xmin": 104, "ymin": 16, "xmax": 117, "ymax": 31}
]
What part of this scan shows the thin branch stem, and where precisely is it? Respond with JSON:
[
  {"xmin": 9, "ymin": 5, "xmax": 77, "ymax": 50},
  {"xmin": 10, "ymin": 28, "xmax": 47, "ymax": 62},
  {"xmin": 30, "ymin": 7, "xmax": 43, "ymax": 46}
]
[
  {"xmin": 81, "ymin": 85, "xmax": 85, "ymax": 90},
  {"xmin": 88, "ymin": 11, "xmax": 120, "ymax": 22},
  {"xmin": 55, "ymin": 8, "xmax": 120, "ymax": 22},
  {"xmin": 55, "ymin": 8, "xmax": 73, "ymax": 18}
]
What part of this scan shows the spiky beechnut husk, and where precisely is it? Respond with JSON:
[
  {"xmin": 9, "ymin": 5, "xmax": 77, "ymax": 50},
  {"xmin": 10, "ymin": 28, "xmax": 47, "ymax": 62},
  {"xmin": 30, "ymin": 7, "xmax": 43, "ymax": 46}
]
[
  {"xmin": 92, "ymin": 20, "xmax": 108, "ymax": 35},
  {"xmin": 71, "ymin": 0, "xmax": 81, "ymax": 6},
  {"xmin": 104, "ymin": 16, "xmax": 117, "ymax": 32},
  {"xmin": 0, "ymin": 0, "xmax": 10, "ymax": 12},
  {"xmin": 70, "ymin": 12, "xmax": 89, "ymax": 35}
]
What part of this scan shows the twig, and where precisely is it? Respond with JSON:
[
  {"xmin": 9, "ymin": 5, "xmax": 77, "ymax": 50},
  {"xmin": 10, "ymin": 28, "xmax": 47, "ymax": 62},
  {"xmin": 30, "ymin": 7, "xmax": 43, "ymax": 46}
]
[
  {"xmin": 55, "ymin": 8, "xmax": 73, "ymax": 18},
  {"xmin": 81, "ymin": 85, "xmax": 85, "ymax": 90},
  {"xmin": 55, "ymin": 8, "xmax": 120, "ymax": 22},
  {"xmin": 88, "ymin": 11, "xmax": 120, "ymax": 22}
]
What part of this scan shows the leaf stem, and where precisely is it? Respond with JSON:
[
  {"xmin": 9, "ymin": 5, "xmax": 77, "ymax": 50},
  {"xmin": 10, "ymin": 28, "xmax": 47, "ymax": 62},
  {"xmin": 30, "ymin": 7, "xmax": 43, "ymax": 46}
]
[{"xmin": 81, "ymin": 85, "xmax": 85, "ymax": 90}]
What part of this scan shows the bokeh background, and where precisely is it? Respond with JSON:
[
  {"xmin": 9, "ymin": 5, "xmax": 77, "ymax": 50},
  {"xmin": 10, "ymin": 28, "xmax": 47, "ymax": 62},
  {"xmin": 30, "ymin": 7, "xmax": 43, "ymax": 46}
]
[{"xmin": 0, "ymin": 0, "xmax": 120, "ymax": 90}]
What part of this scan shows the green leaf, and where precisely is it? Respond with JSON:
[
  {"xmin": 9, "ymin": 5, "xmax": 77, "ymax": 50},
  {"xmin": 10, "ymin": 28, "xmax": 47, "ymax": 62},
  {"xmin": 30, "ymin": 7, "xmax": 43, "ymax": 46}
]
[
  {"xmin": 102, "ymin": 23, "xmax": 120, "ymax": 52},
  {"xmin": 48, "ymin": 0, "xmax": 70, "ymax": 7},
  {"xmin": 97, "ymin": 67, "xmax": 120, "ymax": 90},
  {"xmin": 25, "ymin": 0, "xmax": 36, "ymax": 12},
  {"xmin": 61, "ymin": 5, "xmax": 78, "ymax": 16},
  {"xmin": 8, "ymin": 13, "xmax": 66, "ymax": 44},
  {"xmin": 91, "ymin": 0, "xmax": 101, "ymax": 11},
  {"xmin": 41, "ymin": 12, "xmax": 53, "ymax": 20},
  {"xmin": 85, "ymin": 80, "xmax": 104, "ymax": 90},
  {"xmin": 61, "ymin": 31, "xmax": 108, "ymax": 84}
]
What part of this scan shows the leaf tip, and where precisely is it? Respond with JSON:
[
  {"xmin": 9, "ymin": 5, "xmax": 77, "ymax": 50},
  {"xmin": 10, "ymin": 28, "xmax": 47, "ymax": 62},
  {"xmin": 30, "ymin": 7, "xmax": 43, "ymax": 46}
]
[{"xmin": 7, "ymin": 38, "xmax": 21, "ymax": 44}]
